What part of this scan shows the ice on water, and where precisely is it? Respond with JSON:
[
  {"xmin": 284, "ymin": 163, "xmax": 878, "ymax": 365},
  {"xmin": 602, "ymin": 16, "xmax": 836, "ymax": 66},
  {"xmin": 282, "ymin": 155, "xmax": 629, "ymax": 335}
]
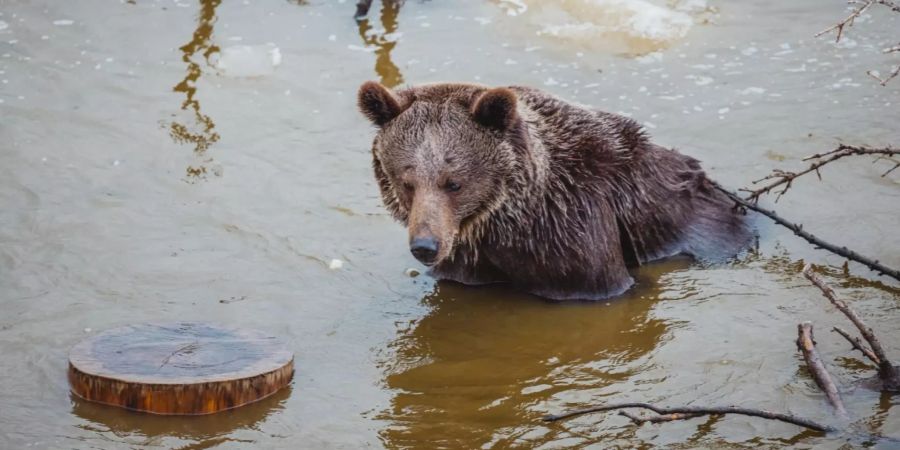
[{"xmin": 213, "ymin": 44, "xmax": 282, "ymax": 78}]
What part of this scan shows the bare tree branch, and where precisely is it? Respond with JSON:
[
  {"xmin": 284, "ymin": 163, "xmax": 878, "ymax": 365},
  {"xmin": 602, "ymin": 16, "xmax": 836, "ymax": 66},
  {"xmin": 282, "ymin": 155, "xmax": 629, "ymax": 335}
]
[
  {"xmin": 833, "ymin": 326, "xmax": 881, "ymax": 365},
  {"xmin": 803, "ymin": 265, "xmax": 900, "ymax": 391},
  {"xmin": 713, "ymin": 182, "xmax": 900, "ymax": 281},
  {"xmin": 740, "ymin": 145, "xmax": 899, "ymax": 203},
  {"xmin": 542, "ymin": 402, "xmax": 834, "ymax": 432},
  {"xmin": 817, "ymin": 0, "xmax": 900, "ymax": 84},
  {"xmin": 797, "ymin": 322, "xmax": 848, "ymax": 416},
  {"xmin": 816, "ymin": 0, "xmax": 877, "ymax": 42}
]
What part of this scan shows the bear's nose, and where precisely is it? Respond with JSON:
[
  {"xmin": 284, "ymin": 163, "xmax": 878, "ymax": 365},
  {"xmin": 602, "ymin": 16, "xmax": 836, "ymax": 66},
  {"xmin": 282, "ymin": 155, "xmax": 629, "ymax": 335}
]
[{"xmin": 410, "ymin": 237, "xmax": 439, "ymax": 264}]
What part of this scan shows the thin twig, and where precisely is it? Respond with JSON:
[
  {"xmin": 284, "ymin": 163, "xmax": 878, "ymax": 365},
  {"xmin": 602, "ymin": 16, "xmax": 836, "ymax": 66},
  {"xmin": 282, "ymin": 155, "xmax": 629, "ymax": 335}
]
[
  {"xmin": 803, "ymin": 265, "xmax": 900, "ymax": 391},
  {"xmin": 797, "ymin": 322, "xmax": 848, "ymax": 416},
  {"xmin": 817, "ymin": 0, "xmax": 900, "ymax": 85},
  {"xmin": 815, "ymin": 0, "xmax": 876, "ymax": 42},
  {"xmin": 713, "ymin": 182, "xmax": 900, "ymax": 281},
  {"xmin": 741, "ymin": 145, "xmax": 899, "ymax": 203},
  {"xmin": 867, "ymin": 66, "xmax": 900, "ymax": 86},
  {"xmin": 542, "ymin": 402, "xmax": 834, "ymax": 432},
  {"xmin": 833, "ymin": 326, "xmax": 881, "ymax": 365}
]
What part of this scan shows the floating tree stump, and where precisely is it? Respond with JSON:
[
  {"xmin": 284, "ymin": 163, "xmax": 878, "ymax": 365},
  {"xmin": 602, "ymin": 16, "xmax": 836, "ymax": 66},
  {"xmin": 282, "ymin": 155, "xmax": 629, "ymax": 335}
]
[{"xmin": 68, "ymin": 322, "xmax": 293, "ymax": 415}]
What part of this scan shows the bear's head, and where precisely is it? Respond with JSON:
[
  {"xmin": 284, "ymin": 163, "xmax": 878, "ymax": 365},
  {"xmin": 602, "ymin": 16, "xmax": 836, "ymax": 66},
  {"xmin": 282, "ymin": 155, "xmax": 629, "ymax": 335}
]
[{"xmin": 358, "ymin": 81, "xmax": 524, "ymax": 267}]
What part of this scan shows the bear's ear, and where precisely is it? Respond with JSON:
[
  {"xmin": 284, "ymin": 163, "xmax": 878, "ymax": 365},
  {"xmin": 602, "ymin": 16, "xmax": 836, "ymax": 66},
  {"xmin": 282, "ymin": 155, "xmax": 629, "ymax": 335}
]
[
  {"xmin": 471, "ymin": 88, "xmax": 518, "ymax": 131},
  {"xmin": 358, "ymin": 81, "xmax": 403, "ymax": 126}
]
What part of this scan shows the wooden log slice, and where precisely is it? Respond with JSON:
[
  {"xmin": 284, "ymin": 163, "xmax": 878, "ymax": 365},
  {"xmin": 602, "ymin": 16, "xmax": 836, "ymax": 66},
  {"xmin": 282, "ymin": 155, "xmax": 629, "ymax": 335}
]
[{"xmin": 68, "ymin": 322, "xmax": 293, "ymax": 415}]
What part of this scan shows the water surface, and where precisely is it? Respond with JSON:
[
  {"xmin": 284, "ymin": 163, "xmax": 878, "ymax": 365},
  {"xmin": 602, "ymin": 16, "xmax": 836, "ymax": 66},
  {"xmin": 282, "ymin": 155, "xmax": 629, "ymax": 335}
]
[{"xmin": 1, "ymin": 0, "xmax": 899, "ymax": 448}]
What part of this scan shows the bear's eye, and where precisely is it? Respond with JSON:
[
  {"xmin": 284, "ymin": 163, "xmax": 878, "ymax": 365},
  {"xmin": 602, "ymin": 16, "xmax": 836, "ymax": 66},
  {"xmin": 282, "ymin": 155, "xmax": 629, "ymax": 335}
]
[
  {"xmin": 445, "ymin": 181, "xmax": 461, "ymax": 192},
  {"xmin": 402, "ymin": 181, "xmax": 414, "ymax": 192}
]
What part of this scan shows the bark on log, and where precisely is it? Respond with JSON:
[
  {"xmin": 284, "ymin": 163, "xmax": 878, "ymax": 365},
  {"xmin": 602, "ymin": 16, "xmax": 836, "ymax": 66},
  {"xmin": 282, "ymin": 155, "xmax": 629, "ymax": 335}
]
[{"xmin": 68, "ymin": 322, "xmax": 294, "ymax": 415}]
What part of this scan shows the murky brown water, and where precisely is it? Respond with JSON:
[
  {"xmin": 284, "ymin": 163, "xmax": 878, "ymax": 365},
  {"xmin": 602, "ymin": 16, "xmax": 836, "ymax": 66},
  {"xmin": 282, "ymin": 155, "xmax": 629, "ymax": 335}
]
[{"xmin": 1, "ymin": 0, "xmax": 899, "ymax": 448}]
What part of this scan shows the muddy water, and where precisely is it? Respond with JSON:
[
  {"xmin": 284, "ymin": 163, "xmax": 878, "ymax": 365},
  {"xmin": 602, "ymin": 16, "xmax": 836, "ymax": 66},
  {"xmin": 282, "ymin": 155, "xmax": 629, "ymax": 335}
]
[{"xmin": 1, "ymin": 0, "xmax": 899, "ymax": 448}]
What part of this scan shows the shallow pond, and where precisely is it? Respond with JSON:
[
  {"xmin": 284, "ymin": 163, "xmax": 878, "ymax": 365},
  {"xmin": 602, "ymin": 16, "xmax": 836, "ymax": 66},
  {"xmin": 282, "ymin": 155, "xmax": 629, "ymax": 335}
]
[{"xmin": 1, "ymin": 0, "xmax": 899, "ymax": 448}]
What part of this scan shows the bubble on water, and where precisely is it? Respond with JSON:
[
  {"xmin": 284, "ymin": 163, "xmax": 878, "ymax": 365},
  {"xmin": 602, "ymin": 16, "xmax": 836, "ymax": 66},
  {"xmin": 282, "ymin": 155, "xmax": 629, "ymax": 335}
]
[
  {"xmin": 41, "ymin": 35, "xmax": 49, "ymax": 40},
  {"xmin": 505, "ymin": 58, "xmax": 517, "ymax": 65},
  {"xmin": 328, "ymin": 259, "xmax": 344, "ymax": 270},
  {"xmin": 544, "ymin": 77, "xmax": 559, "ymax": 86},
  {"xmin": 53, "ymin": 19, "xmax": 73, "ymax": 26},
  {"xmin": 328, "ymin": 34, "xmax": 336, "ymax": 41},
  {"xmin": 717, "ymin": 107, "xmax": 729, "ymax": 114},
  {"xmin": 0, "ymin": 20, "xmax": 7, "ymax": 31},
  {"xmin": 474, "ymin": 17, "xmax": 491, "ymax": 25}
]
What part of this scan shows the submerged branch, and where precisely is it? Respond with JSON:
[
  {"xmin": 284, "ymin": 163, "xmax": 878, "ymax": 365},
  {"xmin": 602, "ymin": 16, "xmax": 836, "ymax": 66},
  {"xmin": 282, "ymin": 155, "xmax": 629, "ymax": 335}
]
[
  {"xmin": 543, "ymin": 402, "xmax": 834, "ymax": 432},
  {"xmin": 713, "ymin": 182, "xmax": 900, "ymax": 281},
  {"xmin": 802, "ymin": 265, "xmax": 900, "ymax": 391},
  {"xmin": 797, "ymin": 322, "xmax": 848, "ymax": 416}
]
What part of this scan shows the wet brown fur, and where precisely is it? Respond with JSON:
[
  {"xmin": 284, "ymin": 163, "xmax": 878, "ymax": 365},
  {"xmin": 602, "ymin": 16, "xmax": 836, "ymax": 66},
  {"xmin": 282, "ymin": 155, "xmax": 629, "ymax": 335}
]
[{"xmin": 358, "ymin": 81, "xmax": 751, "ymax": 300}]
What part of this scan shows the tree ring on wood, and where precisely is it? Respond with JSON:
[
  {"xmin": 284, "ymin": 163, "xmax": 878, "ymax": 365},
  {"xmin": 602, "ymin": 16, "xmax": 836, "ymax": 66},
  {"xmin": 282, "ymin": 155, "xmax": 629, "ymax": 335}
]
[{"xmin": 68, "ymin": 322, "xmax": 294, "ymax": 415}]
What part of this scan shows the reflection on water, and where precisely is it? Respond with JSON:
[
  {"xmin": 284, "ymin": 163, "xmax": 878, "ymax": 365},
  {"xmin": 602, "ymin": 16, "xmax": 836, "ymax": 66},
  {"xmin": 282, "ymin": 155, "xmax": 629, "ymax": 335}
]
[
  {"xmin": 68, "ymin": 387, "xmax": 291, "ymax": 448},
  {"xmin": 377, "ymin": 261, "xmax": 683, "ymax": 448},
  {"xmin": 356, "ymin": 0, "xmax": 404, "ymax": 88},
  {"xmin": 170, "ymin": 0, "xmax": 221, "ymax": 178}
]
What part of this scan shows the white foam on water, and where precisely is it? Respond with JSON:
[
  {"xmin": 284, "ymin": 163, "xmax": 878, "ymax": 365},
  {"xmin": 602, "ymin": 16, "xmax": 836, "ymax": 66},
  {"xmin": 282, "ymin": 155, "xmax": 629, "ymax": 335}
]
[
  {"xmin": 0, "ymin": 20, "xmax": 8, "ymax": 31},
  {"xmin": 52, "ymin": 19, "xmax": 73, "ymax": 26},
  {"xmin": 213, "ymin": 44, "xmax": 281, "ymax": 77},
  {"xmin": 505, "ymin": 0, "xmax": 709, "ymax": 54}
]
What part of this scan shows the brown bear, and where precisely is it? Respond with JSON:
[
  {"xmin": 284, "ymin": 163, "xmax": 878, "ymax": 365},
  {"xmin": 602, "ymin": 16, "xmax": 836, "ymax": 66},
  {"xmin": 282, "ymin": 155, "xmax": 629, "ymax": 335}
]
[{"xmin": 358, "ymin": 81, "xmax": 751, "ymax": 300}]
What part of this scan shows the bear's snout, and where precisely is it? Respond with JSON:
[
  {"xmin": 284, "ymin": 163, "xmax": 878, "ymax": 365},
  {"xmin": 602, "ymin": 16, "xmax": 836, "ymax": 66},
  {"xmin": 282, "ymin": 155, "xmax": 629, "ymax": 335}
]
[{"xmin": 410, "ymin": 236, "xmax": 440, "ymax": 265}]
